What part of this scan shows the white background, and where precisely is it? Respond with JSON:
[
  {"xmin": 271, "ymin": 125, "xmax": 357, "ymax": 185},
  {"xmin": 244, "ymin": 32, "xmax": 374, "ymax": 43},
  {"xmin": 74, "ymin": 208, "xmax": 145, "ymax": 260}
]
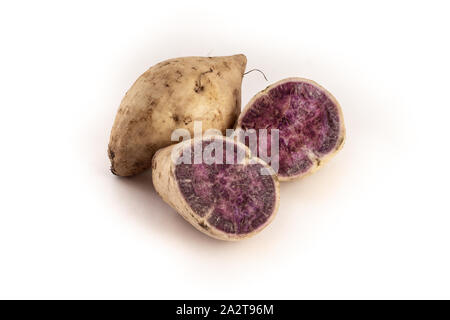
[{"xmin": 0, "ymin": 0, "xmax": 449, "ymax": 299}]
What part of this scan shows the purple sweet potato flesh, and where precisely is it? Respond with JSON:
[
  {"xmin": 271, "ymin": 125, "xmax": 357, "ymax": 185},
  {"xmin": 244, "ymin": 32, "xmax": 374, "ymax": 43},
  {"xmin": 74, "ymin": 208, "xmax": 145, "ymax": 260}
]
[
  {"xmin": 240, "ymin": 81, "xmax": 341, "ymax": 177},
  {"xmin": 174, "ymin": 139, "xmax": 276, "ymax": 235}
]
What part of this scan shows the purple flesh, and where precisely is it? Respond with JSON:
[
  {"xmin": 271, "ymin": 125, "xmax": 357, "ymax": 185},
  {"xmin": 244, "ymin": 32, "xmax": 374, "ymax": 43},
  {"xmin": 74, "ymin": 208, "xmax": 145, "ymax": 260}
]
[
  {"xmin": 240, "ymin": 81, "xmax": 341, "ymax": 177},
  {"xmin": 175, "ymin": 139, "xmax": 276, "ymax": 235}
]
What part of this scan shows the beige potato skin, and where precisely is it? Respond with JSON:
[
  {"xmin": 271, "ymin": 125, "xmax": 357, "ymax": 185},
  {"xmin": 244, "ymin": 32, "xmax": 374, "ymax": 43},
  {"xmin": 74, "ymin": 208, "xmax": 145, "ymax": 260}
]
[
  {"xmin": 108, "ymin": 54, "xmax": 247, "ymax": 176},
  {"xmin": 236, "ymin": 77, "xmax": 346, "ymax": 182},
  {"xmin": 152, "ymin": 136, "xmax": 280, "ymax": 241}
]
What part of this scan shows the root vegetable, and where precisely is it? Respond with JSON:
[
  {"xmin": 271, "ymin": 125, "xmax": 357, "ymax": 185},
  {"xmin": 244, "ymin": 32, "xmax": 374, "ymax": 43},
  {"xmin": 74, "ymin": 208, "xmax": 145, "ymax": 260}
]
[
  {"xmin": 152, "ymin": 135, "xmax": 280, "ymax": 241},
  {"xmin": 236, "ymin": 77, "xmax": 345, "ymax": 181},
  {"xmin": 108, "ymin": 54, "xmax": 247, "ymax": 176}
]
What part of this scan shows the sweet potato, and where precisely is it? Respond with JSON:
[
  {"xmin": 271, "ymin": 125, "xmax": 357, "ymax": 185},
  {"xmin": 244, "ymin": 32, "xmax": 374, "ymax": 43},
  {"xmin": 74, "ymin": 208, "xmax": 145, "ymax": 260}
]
[
  {"xmin": 236, "ymin": 77, "xmax": 345, "ymax": 181},
  {"xmin": 152, "ymin": 135, "xmax": 280, "ymax": 241},
  {"xmin": 108, "ymin": 54, "xmax": 247, "ymax": 176}
]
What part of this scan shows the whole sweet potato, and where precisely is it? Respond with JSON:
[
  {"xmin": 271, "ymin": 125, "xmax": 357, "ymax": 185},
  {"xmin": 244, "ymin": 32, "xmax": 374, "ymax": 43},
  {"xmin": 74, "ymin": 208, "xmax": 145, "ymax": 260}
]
[{"xmin": 108, "ymin": 54, "xmax": 247, "ymax": 176}]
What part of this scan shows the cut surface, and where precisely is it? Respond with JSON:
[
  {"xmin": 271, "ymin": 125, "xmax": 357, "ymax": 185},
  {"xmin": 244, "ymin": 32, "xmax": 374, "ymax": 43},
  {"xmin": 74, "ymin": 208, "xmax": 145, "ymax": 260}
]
[
  {"xmin": 174, "ymin": 138, "xmax": 277, "ymax": 236},
  {"xmin": 239, "ymin": 79, "xmax": 344, "ymax": 179}
]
